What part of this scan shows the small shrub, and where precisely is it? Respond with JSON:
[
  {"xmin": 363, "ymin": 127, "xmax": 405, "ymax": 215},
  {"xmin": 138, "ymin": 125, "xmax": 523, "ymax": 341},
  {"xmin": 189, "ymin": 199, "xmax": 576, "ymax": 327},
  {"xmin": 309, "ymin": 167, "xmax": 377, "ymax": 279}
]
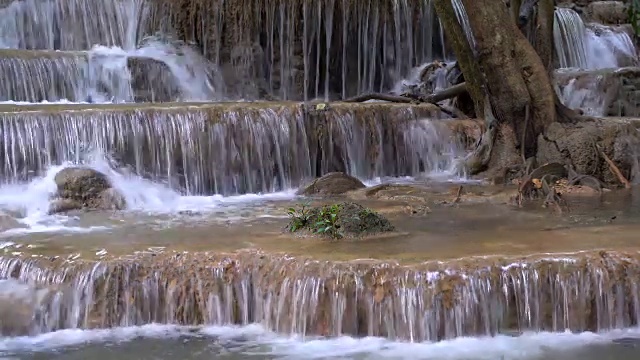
[
  {"xmin": 286, "ymin": 202, "xmax": 394, "ymax": 240},
  {"xmin": 286, "ymin": 202, "xmax": 311, "ymax": 232}
]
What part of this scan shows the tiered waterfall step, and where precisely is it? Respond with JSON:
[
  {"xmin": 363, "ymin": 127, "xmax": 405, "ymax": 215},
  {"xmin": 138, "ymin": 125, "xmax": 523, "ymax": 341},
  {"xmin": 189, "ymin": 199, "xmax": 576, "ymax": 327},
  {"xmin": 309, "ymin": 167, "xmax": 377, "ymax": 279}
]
[
  {"xmin": 2, "ymin": 250, "xmax": 640, "ymax": 340},
  {"xmin": 0, "ymin": 49, "xmax": 178, "ymax": 102},
  {"xmin": 0, "ymin": 102, "xmax": 467, "ymax": 195}
]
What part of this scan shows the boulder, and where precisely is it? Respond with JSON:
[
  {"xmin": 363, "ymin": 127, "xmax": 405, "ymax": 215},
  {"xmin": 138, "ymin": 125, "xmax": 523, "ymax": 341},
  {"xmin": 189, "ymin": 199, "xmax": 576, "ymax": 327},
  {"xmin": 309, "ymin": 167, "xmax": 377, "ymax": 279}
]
[
  {"xmin": 297, "ymin": 172, "xmax": 366, "ymax": 196},
  {"xmin": 50, "ymin": 167, "xmax": 126, "ymax": 213}
]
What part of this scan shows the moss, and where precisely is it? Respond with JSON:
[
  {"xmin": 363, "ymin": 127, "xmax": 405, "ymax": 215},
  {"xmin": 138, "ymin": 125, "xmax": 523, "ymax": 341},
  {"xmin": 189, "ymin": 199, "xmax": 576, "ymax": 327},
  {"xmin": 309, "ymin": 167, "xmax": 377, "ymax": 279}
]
[{"xmin": 287, "ymin": 202, "xmax": 394, "ymax": 239}]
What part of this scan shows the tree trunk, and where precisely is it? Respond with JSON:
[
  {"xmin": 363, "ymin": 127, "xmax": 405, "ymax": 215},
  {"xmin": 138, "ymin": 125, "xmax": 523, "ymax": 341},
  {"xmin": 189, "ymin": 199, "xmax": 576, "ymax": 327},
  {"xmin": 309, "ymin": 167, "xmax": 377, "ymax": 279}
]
[{"xmin": 434, "ymin": 0, "xmax": 557, "ymax": 176}]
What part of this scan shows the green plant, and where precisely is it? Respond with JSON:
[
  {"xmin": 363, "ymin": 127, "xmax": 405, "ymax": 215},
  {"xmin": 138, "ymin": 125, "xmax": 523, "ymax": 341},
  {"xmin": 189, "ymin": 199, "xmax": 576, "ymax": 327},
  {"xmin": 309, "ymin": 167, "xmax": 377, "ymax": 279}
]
[
  {"xmin": 314, "ymin": 204, "xmax": 343, "ymax": 239},
  {"xmin": 286, "ymin": 202, "xmax": 311, "ymax": 232}
]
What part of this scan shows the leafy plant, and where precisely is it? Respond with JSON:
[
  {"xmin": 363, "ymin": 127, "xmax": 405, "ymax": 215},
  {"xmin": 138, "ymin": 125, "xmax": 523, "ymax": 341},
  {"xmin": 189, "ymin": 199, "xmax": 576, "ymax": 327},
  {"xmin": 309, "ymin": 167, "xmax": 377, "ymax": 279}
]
[
  {"xmin": 286, "ymin": 203, "xmax": 345, "ymax": 239},
  {"xmin": 313, "ymin": 204, "xmax": 343, "ymax": 239},
  {"xmin": 286, "ymin": 202, "xmax": 311, "ymax": 232}
]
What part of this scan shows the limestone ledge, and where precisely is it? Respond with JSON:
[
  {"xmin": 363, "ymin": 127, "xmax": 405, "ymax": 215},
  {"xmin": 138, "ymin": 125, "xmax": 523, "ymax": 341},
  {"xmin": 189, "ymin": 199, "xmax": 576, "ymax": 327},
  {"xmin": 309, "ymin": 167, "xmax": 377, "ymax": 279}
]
[{"xmin": 1, "ymin": 249, "xmax": 639, "ymax": 337}]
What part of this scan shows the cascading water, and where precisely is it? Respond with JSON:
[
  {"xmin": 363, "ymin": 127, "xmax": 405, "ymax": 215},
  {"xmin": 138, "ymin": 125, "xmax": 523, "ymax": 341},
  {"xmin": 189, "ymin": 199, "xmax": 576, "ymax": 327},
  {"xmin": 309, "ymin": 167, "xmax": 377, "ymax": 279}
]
[
  {"xmin": 0, "ymin": 104, "xmax": 461, "ymax": 195},
  {"xmin": 554, "ymin": 7, "xmax": 639, "ymax": 116},
  {"xmin": 0, "ymin": 0, "xmax": 148, "ymax": 50},
  {"xmin": 1, "ymin": 251, "xmax": 640, "ymax": 342},
  {"xmin": 0, "ymin": 40, "xmax": 224, "ymax": 103},
  {"xmin": 1, "ymin": 0, "xmax": 450, "ymax": 100}
]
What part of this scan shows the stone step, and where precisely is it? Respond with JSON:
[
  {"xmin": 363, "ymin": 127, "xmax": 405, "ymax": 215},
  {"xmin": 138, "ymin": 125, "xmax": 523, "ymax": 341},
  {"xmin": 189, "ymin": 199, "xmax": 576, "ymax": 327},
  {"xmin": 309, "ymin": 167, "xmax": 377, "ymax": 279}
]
[
  {"xmin": 0, "ymin": 102, "xmax": 467, "ymax": 195},
  {"xmin": 0, "ymin": 49, "xmax": 179, "ymax": 103}
]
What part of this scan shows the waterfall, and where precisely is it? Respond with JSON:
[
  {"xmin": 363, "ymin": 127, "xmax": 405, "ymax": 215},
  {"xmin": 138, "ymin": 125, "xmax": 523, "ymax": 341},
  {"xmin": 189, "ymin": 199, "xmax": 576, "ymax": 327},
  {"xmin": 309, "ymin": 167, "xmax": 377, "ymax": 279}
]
[
  {"xmin": 554, "ymin": 7, "xmax": 637, "ymax": 69},
  {"xmin": 2, "ymin": 250, "xmax": 640, "ymax": 340},
  {"xmin": 0, "ymin": 103, "xmax": 461, "ymax": 195},
  {"xmin": 1, "ymin": 0, "xmax": 450, "ymax": 100},
  {"xmin": 0, "ymin": 41, "xmax": 225, "ymax": 103}
]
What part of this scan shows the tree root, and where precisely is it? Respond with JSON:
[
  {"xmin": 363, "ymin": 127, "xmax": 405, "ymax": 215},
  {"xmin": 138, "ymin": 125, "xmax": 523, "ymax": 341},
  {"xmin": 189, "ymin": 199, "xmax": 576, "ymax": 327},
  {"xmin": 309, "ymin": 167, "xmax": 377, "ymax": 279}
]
[{"xmin": 460, "ymin": 96, "xmax": 497, "ymax": 174}]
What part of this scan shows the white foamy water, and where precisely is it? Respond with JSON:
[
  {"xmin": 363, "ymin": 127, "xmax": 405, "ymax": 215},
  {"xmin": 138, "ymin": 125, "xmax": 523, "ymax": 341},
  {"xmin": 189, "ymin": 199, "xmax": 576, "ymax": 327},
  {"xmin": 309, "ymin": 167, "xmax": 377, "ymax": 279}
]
[
  {"xmin": 0, "ymin": 323, "xmax": 639, "ymax": 359},
  {"xmin": 0, "ymin": 153, "xmax": 296, "ymax": 237},
  {"xmin": 86, "ymin": 39, "xmax": 226, "ymax": 102},
  {"xmin": 554, "ymin": 8, "xmax": 637, "ymax": 70}
]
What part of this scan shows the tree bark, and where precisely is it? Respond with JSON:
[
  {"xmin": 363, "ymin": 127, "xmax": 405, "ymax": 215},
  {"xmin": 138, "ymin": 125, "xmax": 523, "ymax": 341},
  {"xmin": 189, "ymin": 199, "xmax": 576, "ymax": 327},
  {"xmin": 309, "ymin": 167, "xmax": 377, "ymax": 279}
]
[{"xmin": 434, "ymin": 0, "xmax": 557, "ymax": 175}]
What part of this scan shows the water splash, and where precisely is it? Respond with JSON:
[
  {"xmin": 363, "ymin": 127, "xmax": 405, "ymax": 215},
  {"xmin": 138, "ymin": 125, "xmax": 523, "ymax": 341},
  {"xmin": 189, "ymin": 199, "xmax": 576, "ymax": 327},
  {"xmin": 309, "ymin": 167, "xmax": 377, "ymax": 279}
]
[
  {"xmin": 0, "ymin": 151, "xmax": 298, "ymax": 237},
  {"xmin": 0, "ymin": 251, "xmax": 640, "ymax": 341},
  {"xmin": 1, "ymin": 323, "xmax": 640, "ymax": 359},
  {"xmin": 0, "ymin": 103, "xmax": 462, "ymax": 195}
]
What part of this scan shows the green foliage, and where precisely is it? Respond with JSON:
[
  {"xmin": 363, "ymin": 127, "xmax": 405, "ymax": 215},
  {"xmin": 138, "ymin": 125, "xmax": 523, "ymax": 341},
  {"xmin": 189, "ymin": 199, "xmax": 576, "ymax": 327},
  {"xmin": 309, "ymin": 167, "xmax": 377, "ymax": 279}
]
[
  {"xmin": 286, "ymin": 203, "xmax": 346, "ymax": 239},
  {"xmin": 628, "ymin": 0, "xmax": 640, "ymax": 39},
  {"xmin": 286, "ymin": 203, "xmax": 311, "ymax": 233},
  {"xmin": 287, "ymin": 202, "xmax": 394, "ymax": 239},
  {"xmin": 313, "ymin": 204, "xmax": 346, "ymax": 239}
]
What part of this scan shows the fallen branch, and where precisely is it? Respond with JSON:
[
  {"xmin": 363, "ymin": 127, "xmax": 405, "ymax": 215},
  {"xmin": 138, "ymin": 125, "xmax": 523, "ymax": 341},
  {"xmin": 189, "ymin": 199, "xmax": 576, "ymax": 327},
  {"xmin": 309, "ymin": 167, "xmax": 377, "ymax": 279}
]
[
  {"xmin": 596, "ymin": 144, "xmax": 632, "ymax": 189},
  {"xmin": 343, "ymin": 93, "xmax": 413, "ymax": 103},
  {"xmin": 423, "ymin": 83, "xmax": 468, "ymax": 103},
  {"xmin": 344, "ymin": 83, "xmax": 468, "ymax": 105}
]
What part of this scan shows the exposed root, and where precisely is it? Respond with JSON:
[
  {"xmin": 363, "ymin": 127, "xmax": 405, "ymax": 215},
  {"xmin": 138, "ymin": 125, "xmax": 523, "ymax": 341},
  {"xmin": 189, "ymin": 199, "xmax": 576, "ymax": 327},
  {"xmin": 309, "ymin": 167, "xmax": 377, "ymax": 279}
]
[
  {"xmin": 461, "ymin": 96, "xmax": 497, "ymax": 174},
  {"xmin": 567, "ymin": 167, "xmax": 604, "ymax": 193},
  {"xmin": 515, "ymin": 162, "xmax": 572, "ymax": 212}
]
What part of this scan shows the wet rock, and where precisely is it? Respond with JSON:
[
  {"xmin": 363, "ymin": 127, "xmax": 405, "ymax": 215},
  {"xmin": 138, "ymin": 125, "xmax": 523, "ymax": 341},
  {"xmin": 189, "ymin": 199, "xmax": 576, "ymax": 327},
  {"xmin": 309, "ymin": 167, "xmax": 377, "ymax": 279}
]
[
  {"xmin": 288, "ymin": 202, "xmax": 394, "ymax": 239},
  {"xmin": 51, "ymin": 167, "xmax": 126, "ymax": 213},
  {"xmin": 586, "ymin": 1, "xmax": 628, "ymax": 24},
  {"xmin": 48, "ymin": 198, "xmax": 83, "ymax": 214},
  {"xmin": 297, "ymin": 172, "xmax": 366, "ymax": 196},
  {"xmin": 127, "ymin": 56, "xmax": 180, "ymax": 102},
  {"xmin": 536, "ymin": 120, "xmax": 640, "ymax": 185}
]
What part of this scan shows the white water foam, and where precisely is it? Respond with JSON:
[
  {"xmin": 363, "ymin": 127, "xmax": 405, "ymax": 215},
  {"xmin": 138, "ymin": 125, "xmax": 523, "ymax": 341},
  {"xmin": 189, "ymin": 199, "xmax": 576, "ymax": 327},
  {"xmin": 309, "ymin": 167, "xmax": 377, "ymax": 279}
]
[
  {"xmin": 86, "ymin": 39, "xmax": 226, "ymax": 102},
  {"xmin": 0, "ymin": 323, "xmax": 639, "ymax": 359},
  {"xmin": 554, "ymin": 8, "xmax": 637, "ymax": 70},
  {"xmin": 0, "ymin": 153, "xmax": 296, "ymax": 238}
]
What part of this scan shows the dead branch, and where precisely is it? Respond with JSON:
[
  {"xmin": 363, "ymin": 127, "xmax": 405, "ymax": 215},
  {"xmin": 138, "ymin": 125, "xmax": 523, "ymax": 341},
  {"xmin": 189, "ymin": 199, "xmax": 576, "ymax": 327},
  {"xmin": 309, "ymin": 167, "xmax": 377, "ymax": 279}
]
[
  {"xmin": 343, "ymin": 93, "xmax": 413, "ymax": 103},
  {"xmin": 596, "ymin": 144, "xmax": 632, "ymax": 189},
  {"xmin": 344, "ymin": 83, "xmax": 468, "ymax": 105}
]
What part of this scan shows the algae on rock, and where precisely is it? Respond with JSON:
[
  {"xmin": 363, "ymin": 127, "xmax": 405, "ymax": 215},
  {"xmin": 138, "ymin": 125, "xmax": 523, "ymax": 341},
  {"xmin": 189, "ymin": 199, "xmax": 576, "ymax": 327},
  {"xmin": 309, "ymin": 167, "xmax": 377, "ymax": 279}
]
[{"xmin": 287, "ymin": 202, "xmax": 394, "ymax": 239}]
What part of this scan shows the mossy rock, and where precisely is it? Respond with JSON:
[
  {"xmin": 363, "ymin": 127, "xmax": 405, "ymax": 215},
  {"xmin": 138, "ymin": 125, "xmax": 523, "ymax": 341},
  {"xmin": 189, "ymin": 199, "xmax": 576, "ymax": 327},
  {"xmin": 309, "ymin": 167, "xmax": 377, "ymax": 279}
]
[{"xmin": 287, "ymin": 202, "xmax": 394, "ymax": 239}]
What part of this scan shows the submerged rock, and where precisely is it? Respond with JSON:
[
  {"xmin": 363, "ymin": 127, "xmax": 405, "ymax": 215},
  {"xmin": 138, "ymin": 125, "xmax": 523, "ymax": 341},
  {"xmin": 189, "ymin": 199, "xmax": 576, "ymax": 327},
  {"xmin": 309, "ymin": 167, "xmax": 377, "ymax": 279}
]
[
  {"xmin": 287, "ymin": 202, "xmax": 394, "ymax": 239},
  {"xmin": 297, "ymin": 172, "xmax": 366, "ymax": 196},
  {"xmin": 50, "ymin": 167, "xmax": 126, "ymax": 214}
]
